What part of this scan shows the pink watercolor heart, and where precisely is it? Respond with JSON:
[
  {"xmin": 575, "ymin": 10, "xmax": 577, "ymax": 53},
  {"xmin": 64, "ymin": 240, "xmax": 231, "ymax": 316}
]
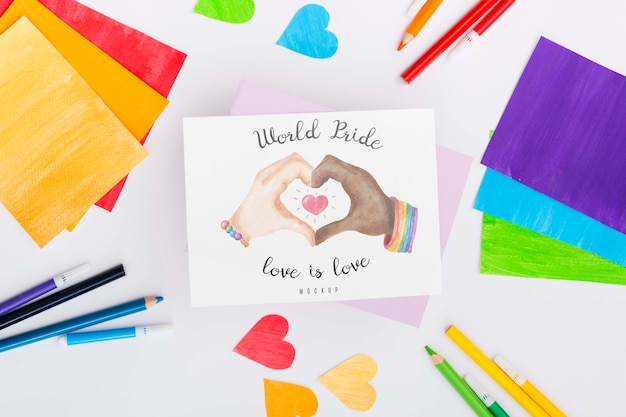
[
  {"xmin": 280, "ymin": 178, "xmax": 350, "ymax": 231},
  {"xmin": 302, "ymin": 194, "xmax": 328, "ymax": 215}
]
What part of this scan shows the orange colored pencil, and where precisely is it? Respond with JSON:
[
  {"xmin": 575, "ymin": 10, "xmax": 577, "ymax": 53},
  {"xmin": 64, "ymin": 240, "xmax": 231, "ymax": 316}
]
[{"xmin": 398, "ymin": 0, "xmax": 445, "ymax": 51}]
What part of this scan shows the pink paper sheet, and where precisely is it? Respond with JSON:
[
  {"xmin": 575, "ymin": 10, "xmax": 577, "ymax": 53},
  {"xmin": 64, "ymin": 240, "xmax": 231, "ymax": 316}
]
[{"xmin": 231, "ymin": 80, "xmax": 472, "ymax": 327}]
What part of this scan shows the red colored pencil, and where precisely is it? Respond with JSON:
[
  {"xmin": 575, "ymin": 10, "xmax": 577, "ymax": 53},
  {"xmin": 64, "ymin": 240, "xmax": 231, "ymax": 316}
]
[
  {"xmin": 473, "ymin": 0, "xmax": 516, "ymax": 34},
  {"xmin": 401, "ymin": 0, "xmax": 500, "ymax": 83},
  {"xmin": 448, "ymin": 0, "xmax": 517, "ymax": 58}
]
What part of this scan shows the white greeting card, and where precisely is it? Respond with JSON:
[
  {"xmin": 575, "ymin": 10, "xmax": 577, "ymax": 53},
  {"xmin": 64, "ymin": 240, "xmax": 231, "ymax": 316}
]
[{"xmin": 183, "ymin": 109, "xmax": 441, "ymax": 306}]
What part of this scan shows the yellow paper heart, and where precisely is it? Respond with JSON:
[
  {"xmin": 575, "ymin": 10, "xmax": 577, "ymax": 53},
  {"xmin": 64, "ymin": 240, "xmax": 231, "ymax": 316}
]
[{"xmin": 318, "ymin": 354, "xmax": 377, "ymax": 411}]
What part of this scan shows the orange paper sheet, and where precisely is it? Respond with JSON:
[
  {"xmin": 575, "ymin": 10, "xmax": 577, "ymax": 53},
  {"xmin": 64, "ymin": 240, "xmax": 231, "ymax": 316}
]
[
  {"xmin": 0, "ymin": 0, "xmax": 169, "ymax": 141},
  {"xmin": 0, "ymin": 17, "xmax": 148, "ymax": 247}
]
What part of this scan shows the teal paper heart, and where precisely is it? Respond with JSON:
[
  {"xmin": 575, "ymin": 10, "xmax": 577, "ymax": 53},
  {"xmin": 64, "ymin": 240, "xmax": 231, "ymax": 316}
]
[
  {"xmin": 193, "ymin": 0, "xmax": 255, "ymax": 24},
  {"xmin": 277, "ymin": 4, "xmax": 338, "ymax": 59}
]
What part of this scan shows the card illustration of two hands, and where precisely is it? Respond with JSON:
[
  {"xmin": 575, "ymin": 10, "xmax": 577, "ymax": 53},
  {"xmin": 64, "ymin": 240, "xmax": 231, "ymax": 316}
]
[{"xmin": 183, "ymin": 109, "xmax": 442, "ymax": 306}]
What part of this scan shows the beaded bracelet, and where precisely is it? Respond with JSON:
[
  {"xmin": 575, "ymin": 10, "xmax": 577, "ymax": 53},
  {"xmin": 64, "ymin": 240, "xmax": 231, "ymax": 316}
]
[
  {"xmin": 383, "ymin": 197, "xmax": 418, "ymax": 253},
  {"xmin": 220, "ymin": 220, "xmax": 249, "ymax": 247}
]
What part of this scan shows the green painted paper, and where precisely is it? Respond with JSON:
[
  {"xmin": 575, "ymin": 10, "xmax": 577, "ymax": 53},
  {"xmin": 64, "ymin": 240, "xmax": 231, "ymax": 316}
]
[
  {"xmin": 480, "ymin": 214, "xmax": 626, "ymax": 284},
  {"xmin": 193, "ymin": 0, "xmax": 254, "ymax": 24}
]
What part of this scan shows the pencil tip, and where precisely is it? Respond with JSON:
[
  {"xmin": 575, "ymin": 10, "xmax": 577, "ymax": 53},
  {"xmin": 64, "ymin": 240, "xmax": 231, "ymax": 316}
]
[
  {"xmin": 424, "ymin": 345, "xmax": 435, "ymax": 355},
  {"xmin": 398, "ymin": 33, "xmax": 415, "ymax": 51},
  {"xmin": 156, "ymin": 296, "xmax": 164, "ymax": 304}
]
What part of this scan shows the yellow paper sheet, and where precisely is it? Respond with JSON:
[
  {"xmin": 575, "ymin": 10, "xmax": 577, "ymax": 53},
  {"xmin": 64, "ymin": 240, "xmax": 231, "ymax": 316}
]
[
  {"xmin": 0, "ymin": 17, "xmax": 148, "ymax": 247},
  {"xmin": 0, "ymin": 0, "xmax": 169, "ymax": 141}
]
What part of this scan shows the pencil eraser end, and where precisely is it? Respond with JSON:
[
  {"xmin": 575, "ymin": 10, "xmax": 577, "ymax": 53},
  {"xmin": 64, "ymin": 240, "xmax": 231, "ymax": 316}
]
[
  {"xmin": 407, "ymin": 0, "xmax": 428, "ymax": 17},
  {"xmin": 448, "ymin": 30, "xmax": 479, "ymax": 61}
]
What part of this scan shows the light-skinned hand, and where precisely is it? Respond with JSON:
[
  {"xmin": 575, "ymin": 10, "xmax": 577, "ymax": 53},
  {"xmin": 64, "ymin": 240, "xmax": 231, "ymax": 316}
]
[{"xmin": 229, "ymin": 153, "xmax": 315, "ymax": 246}]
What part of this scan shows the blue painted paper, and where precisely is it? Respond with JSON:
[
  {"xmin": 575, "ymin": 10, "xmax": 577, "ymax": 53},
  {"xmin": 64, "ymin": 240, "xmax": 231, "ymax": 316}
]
[
  {"xmin": 277, "ymin": 4, "xmax": 338, "ymax": 59},
  {"xmin": 475, "ymin": 168, "xmax": 626, "ymax": 267}
]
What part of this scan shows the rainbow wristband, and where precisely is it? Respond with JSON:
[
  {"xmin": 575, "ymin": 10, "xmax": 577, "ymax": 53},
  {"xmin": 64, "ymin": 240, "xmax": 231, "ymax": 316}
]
[{"xmin": 384, "ymin": 198, "xmax": 418, "ymax": 253}]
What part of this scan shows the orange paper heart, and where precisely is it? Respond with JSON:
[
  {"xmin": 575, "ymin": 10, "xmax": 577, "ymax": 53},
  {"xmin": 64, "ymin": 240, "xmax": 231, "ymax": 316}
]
[
  {"xmin": 318, "ymin": 354, "xmax": 377, "ymax": 411},
  {"xmin": 264, "ymin": 379, "xmax": 318, "ymax": 417}
]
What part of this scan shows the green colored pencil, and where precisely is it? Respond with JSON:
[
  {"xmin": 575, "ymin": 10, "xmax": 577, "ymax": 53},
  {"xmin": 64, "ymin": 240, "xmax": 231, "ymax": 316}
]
[{"xmin": 425, "ymin": 346, "xmax": 493, "ymax": 417}]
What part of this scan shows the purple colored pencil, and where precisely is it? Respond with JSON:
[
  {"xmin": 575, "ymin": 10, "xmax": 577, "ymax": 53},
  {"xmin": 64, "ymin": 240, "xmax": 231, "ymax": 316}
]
[{"xmin": 0, "ymin": 264, "xmax": 90, "ymax": 316}]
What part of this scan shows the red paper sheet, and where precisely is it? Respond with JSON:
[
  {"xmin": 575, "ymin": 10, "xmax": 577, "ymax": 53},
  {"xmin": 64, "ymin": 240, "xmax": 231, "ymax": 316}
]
[{"xmin": 0, "ymin": 0, "xmax": 187, "ymax": 211}]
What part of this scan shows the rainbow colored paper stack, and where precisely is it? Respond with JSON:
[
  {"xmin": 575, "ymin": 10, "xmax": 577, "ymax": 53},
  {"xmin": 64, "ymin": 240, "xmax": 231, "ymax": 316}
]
[
  {"xmin": 0, "ymin": 0, "xmax": 186, "ymax": 247},
  {"xmin": 474, "ymin": 36, "xmax": 626, "ymax": 284}
]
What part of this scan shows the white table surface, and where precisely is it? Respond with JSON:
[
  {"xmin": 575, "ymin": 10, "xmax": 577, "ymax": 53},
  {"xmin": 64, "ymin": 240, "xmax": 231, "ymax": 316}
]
[{"xmin": 0, "ymin": 0, "xmax": 624, "ymax": 415}]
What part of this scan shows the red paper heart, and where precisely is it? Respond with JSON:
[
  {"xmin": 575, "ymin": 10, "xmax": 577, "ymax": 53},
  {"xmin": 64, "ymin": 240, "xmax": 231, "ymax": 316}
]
[
  {"xmin": 302, "ymin": 194, "xmax": 328, "ymax": 215},
  {"xmin": 233, "ymin": 314, "xmax": 295, "ymax": 369}
]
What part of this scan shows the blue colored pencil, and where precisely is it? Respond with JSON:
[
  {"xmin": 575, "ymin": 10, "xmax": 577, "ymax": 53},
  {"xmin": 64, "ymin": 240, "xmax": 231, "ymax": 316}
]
[{"xmin": 0, "ymin": 296, "xmax": 162, "ymax": 353}]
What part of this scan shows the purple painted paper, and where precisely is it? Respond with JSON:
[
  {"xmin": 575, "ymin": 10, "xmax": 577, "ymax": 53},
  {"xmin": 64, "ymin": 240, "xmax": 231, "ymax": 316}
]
[
  {"xmin": 482, "ymin": 36, "xmax": 626, "ymax": 234},
  {"xmin": 230, "ymin": 80, "xmax": 472, "ymax": 327}
]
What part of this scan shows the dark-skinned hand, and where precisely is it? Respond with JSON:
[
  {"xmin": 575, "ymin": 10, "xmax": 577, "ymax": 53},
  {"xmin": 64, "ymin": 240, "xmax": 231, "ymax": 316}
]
[{"xmin": 311, "ymin": 155, "xmax": 395, "ymax": 245}]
